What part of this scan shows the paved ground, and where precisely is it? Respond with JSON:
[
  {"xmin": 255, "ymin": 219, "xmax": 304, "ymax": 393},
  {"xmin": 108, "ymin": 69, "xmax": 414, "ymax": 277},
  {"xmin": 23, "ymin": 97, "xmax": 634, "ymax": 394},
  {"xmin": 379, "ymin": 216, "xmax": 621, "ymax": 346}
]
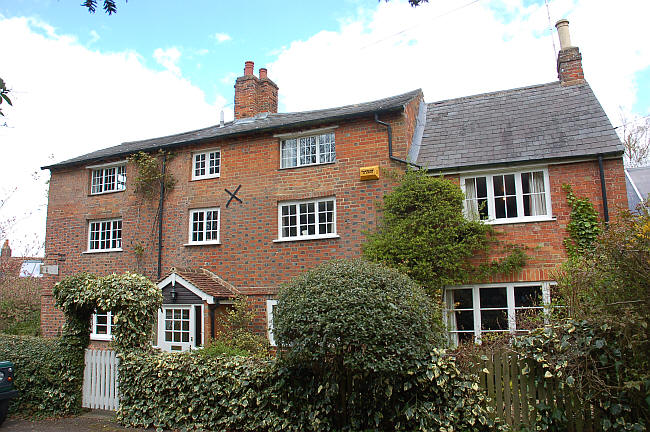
[{"xmin": 2, "ymin": 410, "xmax": 159, "ymax": 432}]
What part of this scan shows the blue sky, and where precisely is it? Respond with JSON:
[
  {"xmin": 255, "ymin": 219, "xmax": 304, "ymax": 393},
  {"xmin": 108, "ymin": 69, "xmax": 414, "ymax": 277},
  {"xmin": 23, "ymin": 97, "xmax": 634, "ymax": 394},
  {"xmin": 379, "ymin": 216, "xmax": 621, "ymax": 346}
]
[{"xmin": 0, "ymin": 0, "xmax": 649, "ymax": 253}]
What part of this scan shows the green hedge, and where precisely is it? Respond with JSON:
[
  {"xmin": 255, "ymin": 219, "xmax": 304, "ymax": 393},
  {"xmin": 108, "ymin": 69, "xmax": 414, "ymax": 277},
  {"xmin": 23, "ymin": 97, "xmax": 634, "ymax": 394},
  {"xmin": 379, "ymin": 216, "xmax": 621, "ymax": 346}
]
[
  {"xmin": 0, "ymin": 334, "xmax": 83, "ymax": 417},
  {"xmin": 118, "ymin": 349, "xmax": 500, "ymax": 432}
]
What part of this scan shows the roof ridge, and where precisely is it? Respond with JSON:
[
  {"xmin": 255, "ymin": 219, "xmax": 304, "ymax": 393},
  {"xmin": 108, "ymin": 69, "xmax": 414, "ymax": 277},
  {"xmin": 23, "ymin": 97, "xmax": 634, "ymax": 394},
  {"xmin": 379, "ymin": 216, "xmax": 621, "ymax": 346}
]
[
  {"xmin": 425, "ymin": 81, "xmax": 571, "ymax": 107},
  {"xmin": 278, "ymin": 89, "xmax": 422, "ymax": 116}
]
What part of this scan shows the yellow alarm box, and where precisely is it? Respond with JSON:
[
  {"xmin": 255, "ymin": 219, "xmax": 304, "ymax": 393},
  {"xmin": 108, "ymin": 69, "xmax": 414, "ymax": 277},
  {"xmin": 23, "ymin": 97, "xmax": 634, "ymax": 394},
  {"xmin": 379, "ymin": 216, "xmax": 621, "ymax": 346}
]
[{"xmin": 360, "ymin": 166, "xmax": 380, "ymax": 181}]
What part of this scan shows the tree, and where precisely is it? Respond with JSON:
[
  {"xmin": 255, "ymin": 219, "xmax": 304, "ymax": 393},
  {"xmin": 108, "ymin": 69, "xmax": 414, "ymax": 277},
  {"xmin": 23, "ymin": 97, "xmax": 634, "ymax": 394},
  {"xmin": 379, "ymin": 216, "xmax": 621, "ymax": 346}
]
[
  {"xmin": 362, "ymin": 170, "xmax": 526, "ymax": 296},
  {"xmin": 0, "ymin": 78, "xmax": 12, "ymax": 118},
  {"xmin": 620, "ymin": 115, "xmax": 650, "ymax": 167}
]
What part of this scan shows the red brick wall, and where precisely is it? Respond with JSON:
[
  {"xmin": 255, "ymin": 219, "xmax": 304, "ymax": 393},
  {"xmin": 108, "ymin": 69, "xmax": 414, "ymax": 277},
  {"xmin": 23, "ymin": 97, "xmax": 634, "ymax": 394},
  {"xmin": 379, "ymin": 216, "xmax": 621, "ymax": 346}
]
[
  {"xmin": 455, "ymin": 157, "xmax": 627, "ymax": 283},
  {"xmin": 41, "ymin": 99, "xmax": 422, "ymax": 338}
]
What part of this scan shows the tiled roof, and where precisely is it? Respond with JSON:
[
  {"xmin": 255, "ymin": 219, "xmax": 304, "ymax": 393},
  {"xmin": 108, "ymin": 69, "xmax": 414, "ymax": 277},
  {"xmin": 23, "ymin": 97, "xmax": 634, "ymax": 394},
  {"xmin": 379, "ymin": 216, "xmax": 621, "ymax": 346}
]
[
  {"xmin": 43, "ymin": 89, "xmax": 422, "ymax": 170},
  {"xmin": 161, "ymin": 267, "xmax": 240, "ymax": 299},
  {"xmin": 415, "ymin": 82, "xmax": 623, "ymax": 170}
]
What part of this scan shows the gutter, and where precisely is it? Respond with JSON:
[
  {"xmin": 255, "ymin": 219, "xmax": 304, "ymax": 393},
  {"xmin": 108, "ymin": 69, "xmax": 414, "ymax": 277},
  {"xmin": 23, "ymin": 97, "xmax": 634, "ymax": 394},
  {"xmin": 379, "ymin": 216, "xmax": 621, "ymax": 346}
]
[{"xmin": 374, "ymin": 113, "xmax": 421, "ymax": 169}]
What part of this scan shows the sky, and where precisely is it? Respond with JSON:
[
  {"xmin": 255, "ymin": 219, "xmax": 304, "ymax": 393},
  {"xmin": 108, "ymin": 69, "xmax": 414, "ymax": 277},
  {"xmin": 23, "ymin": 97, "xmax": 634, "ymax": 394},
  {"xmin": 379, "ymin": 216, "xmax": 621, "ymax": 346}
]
[{"xmin": 0, "ymin": 0, "xmax": 649, "ymax": 255}]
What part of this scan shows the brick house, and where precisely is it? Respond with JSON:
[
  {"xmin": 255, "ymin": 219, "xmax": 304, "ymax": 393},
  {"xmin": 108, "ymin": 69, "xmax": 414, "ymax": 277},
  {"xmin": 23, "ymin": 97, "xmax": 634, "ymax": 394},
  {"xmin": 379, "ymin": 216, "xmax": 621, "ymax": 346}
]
[{"xmin": 40, "ymin": 19, "xmax": 626, "ymax": 349}]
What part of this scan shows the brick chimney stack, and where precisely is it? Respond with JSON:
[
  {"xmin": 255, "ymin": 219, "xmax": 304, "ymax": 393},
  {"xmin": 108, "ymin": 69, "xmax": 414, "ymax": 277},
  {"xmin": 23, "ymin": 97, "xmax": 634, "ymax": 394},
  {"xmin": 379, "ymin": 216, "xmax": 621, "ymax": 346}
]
[
  {"xmin": 555, "ymin": 19, "xmax": 585, "ymax": 86},
  {"xmin": 233, "ymin": 61, "xmax": 279, "ymax": 120},
  {"xmin": 1, "ymin": 240, "xmax": 11, "ymax": 258}
]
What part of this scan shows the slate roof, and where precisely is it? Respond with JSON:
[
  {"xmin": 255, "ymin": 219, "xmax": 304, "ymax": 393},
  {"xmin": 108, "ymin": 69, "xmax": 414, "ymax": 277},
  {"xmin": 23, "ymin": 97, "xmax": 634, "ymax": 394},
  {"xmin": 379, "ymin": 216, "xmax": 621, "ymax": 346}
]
[
  {"xmin": 43, "ymin": 89, "xmax": 422, "ymax": 170},
  {"xmin": 415, "ymin": 82, "xmax": 623, "ymax": 171},
  {"xmin": 161, "ymin": 267, "xmax": 240, "ymax": 299},
  {"xmin": 625, "ymin": 166, "xmax": 650, "ymax": 212}
]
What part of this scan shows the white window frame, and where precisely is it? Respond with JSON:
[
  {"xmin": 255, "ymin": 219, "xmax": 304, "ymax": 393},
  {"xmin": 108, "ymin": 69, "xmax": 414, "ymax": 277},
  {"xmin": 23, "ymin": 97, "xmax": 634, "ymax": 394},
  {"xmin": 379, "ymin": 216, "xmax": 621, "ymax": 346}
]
[
  {"xmin": 89, "ymin": 162, "xmax": 127, "ymax": 195},
  {"xmin": 187, "ymin": 207, "xmax": 221, "ymax": 245},
  {"xmin": 278, "ymin": 129, "xmax": 336, "ymax": 169},
  {"xmin": 275, "ymin": 197, "xmax": 338, "ymax": 242},
  {"xmin": 460, "ymin": 167, "xmax": 553, "ymax": 225},
  {"xmin": 192, "ymin": 149, "xmax": 221, "ymax": 180},
  {"xmin": 90, "ymin": 311, "xmax": 114, "ymax": 341},
  {"xmin": 266, "ymin": 299, "xmax": 278, "ymax": 347},
  {"xmin": 444, "ymin": 282, "xmax": 552, "ymax": 346},
  {"xmin": 87, "ymin": 218, "xmax": 123, "ymax": 252}
]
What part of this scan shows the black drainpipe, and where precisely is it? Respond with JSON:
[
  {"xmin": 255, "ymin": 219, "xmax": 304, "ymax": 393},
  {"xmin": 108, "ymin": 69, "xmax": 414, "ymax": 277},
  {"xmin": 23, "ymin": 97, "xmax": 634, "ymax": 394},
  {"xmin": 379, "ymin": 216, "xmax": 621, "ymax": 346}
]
[
  {"xmin": 374, "ymin": 113, "xmax": 421, "ymax": 169},
  {"xmin": 597, "ymin": 154, "xmax": 609, "ymax": 224},
  {"xmin": 209, "ymin": 304, "xmax": 216, "ymax": 339},
  {"xmin": 157, "ymin": 154, "xmax": 166, "ymax": 279}
]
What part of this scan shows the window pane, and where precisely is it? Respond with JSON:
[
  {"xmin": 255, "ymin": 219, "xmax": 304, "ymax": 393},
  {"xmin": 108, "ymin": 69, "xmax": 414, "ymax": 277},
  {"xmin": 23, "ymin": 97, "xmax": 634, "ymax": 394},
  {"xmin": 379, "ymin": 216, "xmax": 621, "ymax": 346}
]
[
  {"xmin": 454, "ymin": 311, "xmax": 474, "ymax": 331},
  {"xmin": 479, "ymin": 287, "xmax": 507, "ymax": 308},
  {"xmin": 481, "ymin": 310, "xmax": 508, "ymax": 330},
  {"xmin": 116, "ymin": 166, "xmax": 127, "ymax": 190},
  {"xmin": 281, "ymin": 139, "xmax": 297, "ymax": 168},
  {"xmin": 192, "ymin": 212, "xmax": 204, "ymax": 242},
  {"xmin": 194, "ymin": 154, "xmax": 206, "ymax": 177},
  {"xmin": 514, "ymin": 286, "xmax": 542, "ymax": 307},
  {"xmin": 505, "ymin": 174, "xmax": 516, "ymax": 195},
  {"xmin": 299, "ymin": 203, "xmax": 315, "ymax": 236},
  {"xmin": 209, "ymin": 151, "xmax": 220, "ymax": 175},
  {"xmin": 451, "ymin": 289, "xmax": 473, "ymax": 309},
  {"xmin": 319, "ymin": 133, "xmax": 335, "ymax": 163},
  {"xmin": 299, "ymin": 136, "xmax": 317, "ymax": 165}
]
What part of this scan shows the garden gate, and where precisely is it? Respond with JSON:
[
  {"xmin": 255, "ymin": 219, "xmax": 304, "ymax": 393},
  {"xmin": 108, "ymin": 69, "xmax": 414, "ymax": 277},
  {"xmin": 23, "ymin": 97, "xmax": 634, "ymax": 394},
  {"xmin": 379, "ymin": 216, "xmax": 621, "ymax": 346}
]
[{"xmin": 82, "ymin": 349, "xmax": 120, "ymax": 410}]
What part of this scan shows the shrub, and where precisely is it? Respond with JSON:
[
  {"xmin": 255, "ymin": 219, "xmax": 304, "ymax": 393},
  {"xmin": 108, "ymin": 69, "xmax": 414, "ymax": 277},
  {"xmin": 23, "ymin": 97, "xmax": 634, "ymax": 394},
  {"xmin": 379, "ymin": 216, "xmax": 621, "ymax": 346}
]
[
  {"xmin": 213, "ymin": 295, "xmax": 270, "ymax": 357},
  {"xmin": 272, "ymin": 259, "xmax": 498, "ymax": 431},
  {"xmin": 513, "ymin": 316, "xmax": 649, "ymax": 431},
  {"xmin": 0, "ymin": 334, "xmax": 82, "ymax": 417}
]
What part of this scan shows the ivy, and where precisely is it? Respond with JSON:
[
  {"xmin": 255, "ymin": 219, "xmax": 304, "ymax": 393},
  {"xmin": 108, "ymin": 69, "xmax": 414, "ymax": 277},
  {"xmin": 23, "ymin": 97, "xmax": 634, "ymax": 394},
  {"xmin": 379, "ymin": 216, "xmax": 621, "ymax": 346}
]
[
  {"xmin": 562, "ymin": 183, "xmax": 602, "ymax": 258},
  {"xmin": 363, "ymin": 170, "xmax": 526, "ymax": 297},
  {"xmin": 127, "ymin": 150, "xmax": 176, "ymax": 200}
]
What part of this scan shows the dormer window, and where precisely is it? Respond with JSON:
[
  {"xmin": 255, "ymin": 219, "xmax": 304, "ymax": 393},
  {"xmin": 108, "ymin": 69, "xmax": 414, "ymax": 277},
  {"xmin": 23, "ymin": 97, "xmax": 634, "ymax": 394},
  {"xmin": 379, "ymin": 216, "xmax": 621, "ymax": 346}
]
[
  {"xmin": 90, "ymin": 164, "xmax": 126, "ymax": 195},
  {"xmin": 192, "ymin": 149, "xmax": 221, "ymax": 180},
  {"xmin": 279, "ymin": 129, "xmax": 336, "ymax": 169}
]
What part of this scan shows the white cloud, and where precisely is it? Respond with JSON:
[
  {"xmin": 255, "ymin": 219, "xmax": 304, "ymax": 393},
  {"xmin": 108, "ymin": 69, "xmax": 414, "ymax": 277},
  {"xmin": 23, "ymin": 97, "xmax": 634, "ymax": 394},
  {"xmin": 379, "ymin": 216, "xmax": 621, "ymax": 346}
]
[
  {"xmin": 88, "ymin": 30, "xmax": 100, "ymax": 45},
  {"xmin": 269, "ymin": 0, "xmax": 650, "ymax": 123},
  {"xmin": 213, "ymin": 32, "xmax": 231, "ymax": 43},
  {"xmin": 220, "ymin": 71, "xmax": 238, "ymax": 84},
  {"xmin": 153, "ymin": 46, "xmax": 182, "ymax": 76},
  {"xmin": 0, "ymin": 17, "xmax": 219, "ymax": 254}
]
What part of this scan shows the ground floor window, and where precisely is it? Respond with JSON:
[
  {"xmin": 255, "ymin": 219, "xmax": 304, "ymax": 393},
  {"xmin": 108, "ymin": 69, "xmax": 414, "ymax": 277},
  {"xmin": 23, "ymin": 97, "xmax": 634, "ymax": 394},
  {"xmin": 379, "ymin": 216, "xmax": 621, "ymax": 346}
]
[
  {"xmin": 266, "ymin": 299, "xmax": 278, "ymax": 346},
  {"xmin": 90, "ymin": 311, "xmax": 114, "ymax": 341},
  {"xmin": 444, "ymin": 282, "xmax": 551, "ymax": 346}
]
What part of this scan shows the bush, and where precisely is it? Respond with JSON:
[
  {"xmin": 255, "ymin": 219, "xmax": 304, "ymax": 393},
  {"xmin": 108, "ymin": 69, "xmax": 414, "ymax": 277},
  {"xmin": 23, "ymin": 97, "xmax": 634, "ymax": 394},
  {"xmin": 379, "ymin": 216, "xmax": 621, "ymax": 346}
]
[
  {"xmin": 513, "ymin": 316, "xmax": 649, "ymax": 431},
  {"xmin": 272, "ymin": 259, "xmax": 498, "ymax": 431},
  {"xmin": 118, "ymin": 350, "xmax": 277, "ymax": 431},
  {"xmin": 0, "ymin": 334, "xmax": 83, "ymax": 417},
  {"xmin": 212, "ymin": 295, "xmax": 270, "ymax": 357}
]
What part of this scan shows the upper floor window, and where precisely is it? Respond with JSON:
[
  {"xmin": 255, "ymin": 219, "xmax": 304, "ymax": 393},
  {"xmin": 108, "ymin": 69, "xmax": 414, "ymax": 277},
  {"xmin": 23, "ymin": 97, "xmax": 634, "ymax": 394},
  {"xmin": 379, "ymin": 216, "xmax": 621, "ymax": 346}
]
[
  {"xmin": 461, "ymin": 168, "xmax": 552, "ymax": 224},
  {"xmin": 88, "ymin": 218, "xmax": 122, "ymax": 252},
  {"xmin": 91, "ymin": 311, "xmax": 114, "ymax": 341},
  {"xmin": 444, "ymin": 282, "xmax": 551, "ymax": 346},
  {"xmin": 91, "ymin": 164, "xmax": 126, "ymax": 195},
  {"xmin": 280, "ymin": 132, "xmax": 335, "ymax": 169},
  {"xmin": 277, "ymin": 197, "xmax": 336, "ymax": 241},
  {"xmin": 192, "ymin": 150, "xmax": 221, "ymax": 180},
  {"xmin": 188, "ymin": 208, "xmax": 220, "ymax": 245}
]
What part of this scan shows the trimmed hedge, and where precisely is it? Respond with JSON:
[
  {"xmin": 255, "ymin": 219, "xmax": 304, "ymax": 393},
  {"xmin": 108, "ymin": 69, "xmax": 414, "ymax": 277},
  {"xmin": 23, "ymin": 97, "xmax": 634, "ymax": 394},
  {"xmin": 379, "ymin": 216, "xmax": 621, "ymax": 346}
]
[
  {"xmin": 0, "ymin": 334, "xmax": 83, "ymax": 417},
  {"xmin": 118, "ymin": 348, "xmax": 500, "ymax": 432}
]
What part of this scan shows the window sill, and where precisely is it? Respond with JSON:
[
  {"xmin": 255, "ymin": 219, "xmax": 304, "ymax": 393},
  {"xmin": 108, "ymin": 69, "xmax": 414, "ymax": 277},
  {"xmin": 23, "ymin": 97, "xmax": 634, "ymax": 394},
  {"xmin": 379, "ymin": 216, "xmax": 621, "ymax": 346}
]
[
  {"xmin": 89, "ymin": 189, "xmax": 126, "ymax": 197},
  {"xmin": 483, "ymin": 216, "xmax": 556, "ymax": 226},
  {"xmin": 279, "ymin": 161, "xmax": 336, "ymax": 171},
  {"xmin": 273, "ymin": 234, "xmax": 340, "ymax": 243},
  {"xmin": 83, "ymin": 248, "xmax": 123, "ymax": 254},
  {"xmin": 191, "ymin": 174, "xmax": 220, "ymax": 181},
  {"xmin": 183, "ymin": 241, "xmax": 221, "ymax": 247},
  {"xmin": 90, "ymin": 334, "xmax": 113, "ymax": 341}
]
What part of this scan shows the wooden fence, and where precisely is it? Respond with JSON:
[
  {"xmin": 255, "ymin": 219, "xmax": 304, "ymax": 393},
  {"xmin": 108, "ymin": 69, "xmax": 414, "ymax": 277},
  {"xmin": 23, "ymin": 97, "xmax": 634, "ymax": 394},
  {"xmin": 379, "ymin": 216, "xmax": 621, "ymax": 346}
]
[
  {"xmin": 82, "ymin": 349, "xmax": 120, "ymax": 411},
  {"xmin": 472, "ymin": 352, "xmax": 601, "ymax": 431}
]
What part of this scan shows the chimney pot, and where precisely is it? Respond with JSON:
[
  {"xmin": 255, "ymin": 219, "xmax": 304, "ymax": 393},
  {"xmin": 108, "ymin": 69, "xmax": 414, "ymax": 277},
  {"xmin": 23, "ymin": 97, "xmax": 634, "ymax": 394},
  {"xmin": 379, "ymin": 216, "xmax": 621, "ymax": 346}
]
[
  {"xmin": 555, "ymin": 19, "xmax": 572, "ymax": 50},
  {"xmin": 244, "ymin": 61, "xmax": 254, "ymax": 76},
  {"xmin": 259, "ymin": 68, "xmax": 268, "ymax": 79}
]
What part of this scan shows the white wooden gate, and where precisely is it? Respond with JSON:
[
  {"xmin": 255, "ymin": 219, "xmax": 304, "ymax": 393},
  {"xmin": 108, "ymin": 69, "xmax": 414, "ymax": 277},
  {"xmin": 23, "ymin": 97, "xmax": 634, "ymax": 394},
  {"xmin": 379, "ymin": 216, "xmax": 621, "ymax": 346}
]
[{"xmin": 82, "ymin": 349, "xmax": 120, "ymax": 410}]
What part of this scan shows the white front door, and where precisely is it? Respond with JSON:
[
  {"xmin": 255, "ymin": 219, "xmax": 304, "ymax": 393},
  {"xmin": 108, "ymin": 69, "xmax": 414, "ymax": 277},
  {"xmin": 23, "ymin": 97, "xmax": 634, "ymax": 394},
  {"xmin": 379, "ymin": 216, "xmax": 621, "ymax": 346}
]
[{"xmin": 158, "ymin": 306, "xmax": 195, "ymax": 352}]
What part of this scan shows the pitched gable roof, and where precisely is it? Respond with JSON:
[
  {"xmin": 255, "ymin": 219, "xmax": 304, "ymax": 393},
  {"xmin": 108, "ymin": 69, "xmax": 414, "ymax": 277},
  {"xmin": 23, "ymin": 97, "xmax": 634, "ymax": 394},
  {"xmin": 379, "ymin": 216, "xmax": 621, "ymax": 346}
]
[
  {"xmin": 159, "ymin": 267, "xmax": 240, "ymax": 299},
  {"xmin": 43, "ymin": 89, "xmax": 422, "ymax": 170},
  {"xmin": 415, "ymin": 82, "xmax": 623, "ymax": 171}
]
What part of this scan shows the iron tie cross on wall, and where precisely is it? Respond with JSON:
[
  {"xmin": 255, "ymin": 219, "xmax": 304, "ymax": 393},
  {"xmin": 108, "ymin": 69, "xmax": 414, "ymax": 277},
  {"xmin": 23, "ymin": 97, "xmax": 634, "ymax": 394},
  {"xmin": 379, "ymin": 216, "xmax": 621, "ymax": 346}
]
[{"xmin": 225, "ymin": 185, "xmax": 242, "ymax": 208}]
